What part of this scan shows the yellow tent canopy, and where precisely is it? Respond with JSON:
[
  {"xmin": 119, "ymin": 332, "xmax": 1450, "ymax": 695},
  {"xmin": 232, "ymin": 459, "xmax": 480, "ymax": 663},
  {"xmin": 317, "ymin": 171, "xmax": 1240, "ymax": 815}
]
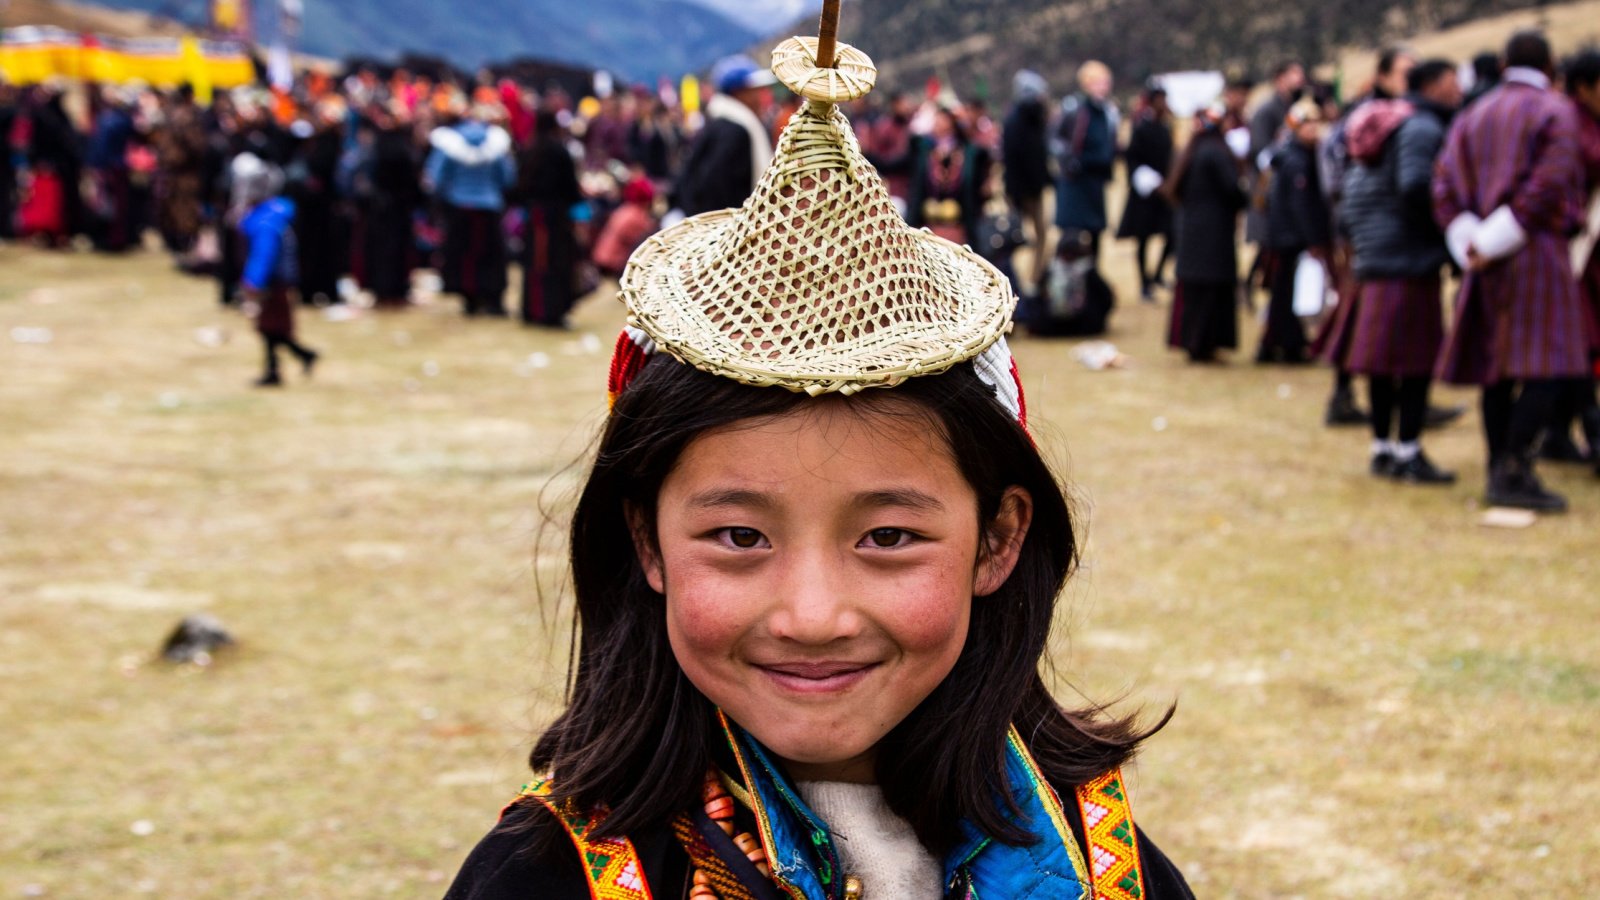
[{"xmin": 0, "ymin": 26, "xmax": 255, "ymax": 91}]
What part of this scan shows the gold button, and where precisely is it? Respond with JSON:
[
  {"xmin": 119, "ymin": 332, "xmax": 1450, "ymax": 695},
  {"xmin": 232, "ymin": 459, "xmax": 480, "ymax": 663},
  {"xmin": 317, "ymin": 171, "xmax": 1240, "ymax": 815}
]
[{"xmin": 843, "ymin": 875, "xmax": 864, "ymax": 900}]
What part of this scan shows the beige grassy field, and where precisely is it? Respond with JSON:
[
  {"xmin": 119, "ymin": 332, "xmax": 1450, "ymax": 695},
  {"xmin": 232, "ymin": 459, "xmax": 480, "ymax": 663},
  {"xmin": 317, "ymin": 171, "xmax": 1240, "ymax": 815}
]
[{"xmin": 2, "ymin": 238, "xmax": 1596, "ymax": 898}]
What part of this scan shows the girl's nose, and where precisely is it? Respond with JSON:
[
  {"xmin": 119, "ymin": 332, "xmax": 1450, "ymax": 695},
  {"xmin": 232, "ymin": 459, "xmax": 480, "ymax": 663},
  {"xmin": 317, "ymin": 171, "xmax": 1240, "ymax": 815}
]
[{"xmin": 765, "ymin": 550, "xmax": 863, "ymax": 645}]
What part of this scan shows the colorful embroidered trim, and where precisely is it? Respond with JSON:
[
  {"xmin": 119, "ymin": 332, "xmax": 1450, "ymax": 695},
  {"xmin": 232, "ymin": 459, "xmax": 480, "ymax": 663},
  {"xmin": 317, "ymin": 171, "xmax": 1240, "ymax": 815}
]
[
  {"xmin": 1004, "ymin": 727, "xmax": 1093, "ymax": 885},
  {"xmin": 518, "ymin": 780, "xmax": 654, "ymax": 900},
  {"xmin": 1075, "ymin": 770, "xmax": 1147, "ymax": 900}
]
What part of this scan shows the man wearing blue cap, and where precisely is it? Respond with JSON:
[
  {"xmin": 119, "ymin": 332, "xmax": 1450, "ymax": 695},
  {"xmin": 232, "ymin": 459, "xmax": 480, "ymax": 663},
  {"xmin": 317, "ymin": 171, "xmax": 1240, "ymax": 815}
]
[{"xmin": 677, "ymin": 54, "xmax": 776, "ymax": 216}]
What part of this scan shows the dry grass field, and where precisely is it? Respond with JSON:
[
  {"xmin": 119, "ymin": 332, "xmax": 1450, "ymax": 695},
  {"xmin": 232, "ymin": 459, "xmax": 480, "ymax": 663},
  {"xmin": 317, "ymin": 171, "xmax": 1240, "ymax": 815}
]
[{"xmin": 2, "ymin": 238, "xmax": 1597, "ymax": 898}]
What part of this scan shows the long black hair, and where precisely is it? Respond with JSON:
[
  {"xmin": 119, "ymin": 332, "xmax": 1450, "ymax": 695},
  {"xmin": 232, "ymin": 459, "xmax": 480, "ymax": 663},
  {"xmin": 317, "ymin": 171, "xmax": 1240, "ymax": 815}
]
[{"xmin": 530, "ymin": 355, "xmax": 1166, "ymax": 854}]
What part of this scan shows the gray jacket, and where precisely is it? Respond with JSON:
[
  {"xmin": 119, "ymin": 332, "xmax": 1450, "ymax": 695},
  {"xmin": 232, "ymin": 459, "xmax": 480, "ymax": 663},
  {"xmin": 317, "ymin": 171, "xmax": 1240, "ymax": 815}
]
[{"xmin": 1341, "ymin": 99, "xmax": 1452, "ymax": 279}]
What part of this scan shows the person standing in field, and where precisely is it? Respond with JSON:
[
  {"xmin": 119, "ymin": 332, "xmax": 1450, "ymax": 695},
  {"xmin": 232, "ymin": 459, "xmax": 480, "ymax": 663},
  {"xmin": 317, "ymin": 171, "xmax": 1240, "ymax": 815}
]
[
  {"xmin": 1433, "ymin": 30, "xmax": 1589, "ymax": 512},
  {"xmin": 1053, "ymin": 60, "xmax": 1118, "ymax": 267},
  {"xmin": 425, "ymin": 100, "xmax": 517, "ymax": 317},
  {"xmin": 1330, "ymin": 59, "xmax": 1463, "ymax": 485},
  {"xmin": 1117, "ymin": 83, "xmax": 1175, "ymax": 303},
  {"xmin": 1166, "ymin": 106, "xmax": 1248, "ymax": 363},
  {"xmin": 1256, "ymin": 99, "xmax": 1330, "ymax": 365},
  {"xmin": 1002, "ymin": 70, "xmax": 1052, "ymax": 299}
]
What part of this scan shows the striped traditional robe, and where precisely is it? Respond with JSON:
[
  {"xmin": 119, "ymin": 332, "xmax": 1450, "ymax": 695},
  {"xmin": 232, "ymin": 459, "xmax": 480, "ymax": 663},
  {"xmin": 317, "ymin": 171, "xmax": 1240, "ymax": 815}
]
[{"xmin": 1431, "ymin": 69, "xmax": 1589, "ymax": 384}]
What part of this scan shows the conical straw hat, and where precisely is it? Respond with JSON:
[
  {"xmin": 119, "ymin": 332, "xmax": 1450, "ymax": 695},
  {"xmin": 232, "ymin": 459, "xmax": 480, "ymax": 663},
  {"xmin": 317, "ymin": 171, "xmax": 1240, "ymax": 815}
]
[{"xmin": 619, "ymin": 33, "xmax": 1016, "ymax": 397}]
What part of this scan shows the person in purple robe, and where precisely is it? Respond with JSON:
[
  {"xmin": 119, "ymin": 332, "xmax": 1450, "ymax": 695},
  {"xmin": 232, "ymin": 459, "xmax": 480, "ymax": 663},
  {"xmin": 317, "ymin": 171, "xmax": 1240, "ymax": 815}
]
[{"xmin": 1432, "ymin": 30, "xmax": 1590, "ymax": 512}]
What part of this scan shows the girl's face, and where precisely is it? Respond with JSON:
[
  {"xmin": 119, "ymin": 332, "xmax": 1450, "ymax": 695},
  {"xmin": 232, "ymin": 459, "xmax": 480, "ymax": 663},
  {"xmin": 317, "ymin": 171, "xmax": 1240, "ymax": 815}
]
[{"xmin": 637, "ymin": 401, "xmax": 1030, "ymax": 783}]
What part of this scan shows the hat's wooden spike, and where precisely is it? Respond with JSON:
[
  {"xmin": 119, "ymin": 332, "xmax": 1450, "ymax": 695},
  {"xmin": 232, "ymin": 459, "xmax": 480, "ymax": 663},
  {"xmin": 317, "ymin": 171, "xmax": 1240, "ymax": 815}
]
[{"xmin": 816, "ymin": 0, "xmax": 841, "ymax": 69}]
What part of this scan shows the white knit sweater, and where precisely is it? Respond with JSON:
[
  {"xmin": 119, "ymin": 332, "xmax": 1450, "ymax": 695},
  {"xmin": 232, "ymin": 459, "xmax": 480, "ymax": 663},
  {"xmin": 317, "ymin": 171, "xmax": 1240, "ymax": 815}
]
[{"xmin": 794, "ymin": 781, "xmax": 944, "ymax": 900}]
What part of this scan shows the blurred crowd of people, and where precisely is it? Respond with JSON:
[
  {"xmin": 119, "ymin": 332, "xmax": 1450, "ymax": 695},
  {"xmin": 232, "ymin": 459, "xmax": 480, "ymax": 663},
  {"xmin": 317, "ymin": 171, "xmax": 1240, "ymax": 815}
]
[{"xmin": 2, "ymin": 27, "xmax": 1597, "ymax": 511}]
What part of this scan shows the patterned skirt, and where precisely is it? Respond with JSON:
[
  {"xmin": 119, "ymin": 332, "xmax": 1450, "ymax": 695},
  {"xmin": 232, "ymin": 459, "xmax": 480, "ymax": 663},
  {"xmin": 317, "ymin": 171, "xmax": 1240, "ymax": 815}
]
[{"xmin": 1338, "ymin": 275, "xmax": 1445, "ymax": 377}]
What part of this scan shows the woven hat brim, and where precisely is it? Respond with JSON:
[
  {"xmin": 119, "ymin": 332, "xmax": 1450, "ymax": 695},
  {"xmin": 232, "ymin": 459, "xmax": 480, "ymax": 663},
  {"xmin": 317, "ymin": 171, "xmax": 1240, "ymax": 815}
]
[{"xmin": 620, "ymin": 211, "xmax": 1016, "ymax": 395}]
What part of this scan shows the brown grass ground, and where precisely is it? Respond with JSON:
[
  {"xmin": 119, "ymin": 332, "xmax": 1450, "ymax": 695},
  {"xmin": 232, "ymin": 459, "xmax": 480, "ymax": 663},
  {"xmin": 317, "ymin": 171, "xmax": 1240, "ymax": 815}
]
[{"xmin": 1, "ymin": 236, "xmax": 1596, "ymax": 898}]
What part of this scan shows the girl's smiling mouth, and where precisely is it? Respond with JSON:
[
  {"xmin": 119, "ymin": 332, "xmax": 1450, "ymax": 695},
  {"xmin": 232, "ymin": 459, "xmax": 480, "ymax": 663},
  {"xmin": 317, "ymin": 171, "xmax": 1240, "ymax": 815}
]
[{"xmin": 755, "ymin": 661, "xmax": 881, "ymax": 694}]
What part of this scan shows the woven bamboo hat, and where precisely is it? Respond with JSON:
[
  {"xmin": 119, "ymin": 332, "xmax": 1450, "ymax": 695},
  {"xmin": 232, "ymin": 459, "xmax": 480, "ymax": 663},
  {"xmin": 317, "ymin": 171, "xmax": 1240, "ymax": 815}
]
[{"xmin": 617, "ymin": 8, "xmax": 1016, "ymax": 397}]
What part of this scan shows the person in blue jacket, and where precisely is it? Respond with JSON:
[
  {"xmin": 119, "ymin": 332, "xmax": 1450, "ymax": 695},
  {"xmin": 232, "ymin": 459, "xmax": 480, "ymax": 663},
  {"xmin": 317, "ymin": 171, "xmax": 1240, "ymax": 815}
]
[
  {"xmin": 424, "ymin": 103, "xmax": 517, "ymax": 317},
  {"xmin": 233, "ymin": 153, "xmax": 318, "ymax": 387}
]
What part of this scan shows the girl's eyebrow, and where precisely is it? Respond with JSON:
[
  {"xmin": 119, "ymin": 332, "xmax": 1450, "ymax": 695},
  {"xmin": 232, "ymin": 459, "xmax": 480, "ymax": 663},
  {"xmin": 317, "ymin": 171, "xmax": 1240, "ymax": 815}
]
[
  {"xmin": 686, "ymin": 488, "xmax": 776, "ymax": 511},
  {"xmin": 853, "ymin": 489, "xmax": 946, "ymax": 512}
]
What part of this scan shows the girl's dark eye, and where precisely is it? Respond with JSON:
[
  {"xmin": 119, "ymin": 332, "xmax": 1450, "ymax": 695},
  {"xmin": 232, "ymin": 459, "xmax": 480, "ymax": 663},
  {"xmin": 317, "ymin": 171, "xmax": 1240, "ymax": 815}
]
[
  {"xmin": 865, "ymin": 528, "xmax": 911, "ymax": 548},
  {"xmin": 723, "ymin": 528, "xmax": 765, "ymax": 549}
]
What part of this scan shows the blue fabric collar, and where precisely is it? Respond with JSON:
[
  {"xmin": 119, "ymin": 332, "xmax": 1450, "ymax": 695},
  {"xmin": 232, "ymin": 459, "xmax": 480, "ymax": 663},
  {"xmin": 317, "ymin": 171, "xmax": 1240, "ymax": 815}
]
[{"xmin": 718, "ymin": 714, "xmax": 1092, "ymax": 900}]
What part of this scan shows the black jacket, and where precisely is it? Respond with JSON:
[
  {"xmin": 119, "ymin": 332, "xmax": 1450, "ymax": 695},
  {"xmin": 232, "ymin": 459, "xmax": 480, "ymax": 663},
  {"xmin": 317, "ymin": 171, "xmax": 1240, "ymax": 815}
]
[
  {"xmin": 1001, "ymin": 97, "xmax": 1051, "ymax": 200},
  {"xmin": 1117, "ymin": 111, "xmax": 1175, "ymax": 239},
  {"xmin": 677, "ymin": 118, "xmax": 753, "ymax": 217},
  {"xmin": 1265, "ymin": 139, "xmax": 1331, "ymax": 250},
  {"xmin": 1341, "ymin": 98, "xmax": 1452, "ymax": 279},
  {"xmin": 1174, "ymin": 132, "xmax": 1248, "ymax": 285}
]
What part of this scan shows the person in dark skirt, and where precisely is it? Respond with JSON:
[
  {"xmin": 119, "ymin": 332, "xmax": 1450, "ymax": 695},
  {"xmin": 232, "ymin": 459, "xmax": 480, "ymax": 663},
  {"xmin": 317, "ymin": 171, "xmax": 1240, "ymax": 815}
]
[
  {"xmin": 424, "ymin": 105, "xmax": 517, "ymax": 317},
  {"xmin": 1257, "ymin": 99, "xmax": 1331, "ymax": 364},
  {"xmin": 1329, "ymin": 59, "xmax": 1463, "ymax": 484},
  {"xmin": 344, "ymin": 107, "xmax": 422, "ymax": 308},
  {"xmin": 23, "ymin": 85, "xmax": 85, "ymax": 247},
  {"xmin": 1166, "ymin": 106, "xmax": 1246, "ymax": 363},
  {"xmin": 514, "ymin": 110, "xmax": 584, "ymax": 328},
  {"xmin": 285, "ymin": 103, "xmax": 346, "ymax": 306},
  {"xmin": 86, "ymin": 87, "xmax": 138, "ymax": 253},
  {"xmin": 1116, "ymin": 84, "xmax": 1175, "ymax": 302},
  {"xmin": 232, "ymin": 153, "xmax": 318, "ymax": 388}
]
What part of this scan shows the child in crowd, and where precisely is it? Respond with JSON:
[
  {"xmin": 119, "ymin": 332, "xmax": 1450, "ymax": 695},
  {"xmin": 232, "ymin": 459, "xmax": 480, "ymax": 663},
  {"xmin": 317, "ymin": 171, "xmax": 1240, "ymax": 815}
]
[{"xmin": 232, "ymin": 153, "xmax": 318, "ymax": 387}]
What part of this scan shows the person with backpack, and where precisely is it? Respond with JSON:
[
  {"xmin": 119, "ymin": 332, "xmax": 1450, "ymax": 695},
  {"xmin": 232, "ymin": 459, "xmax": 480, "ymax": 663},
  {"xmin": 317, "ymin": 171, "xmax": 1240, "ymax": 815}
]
[
  {"xmin": 1329, "ymin": 59, "xmax": 1463, "ymax": 484},
  {"xmin": 1053, "ymin": 60, "xmax": 1118, "ymax": 267}
]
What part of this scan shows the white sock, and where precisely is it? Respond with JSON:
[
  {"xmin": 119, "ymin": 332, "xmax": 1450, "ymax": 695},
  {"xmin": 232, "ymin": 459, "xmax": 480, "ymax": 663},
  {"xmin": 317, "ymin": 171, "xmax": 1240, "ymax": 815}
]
[
  {"xmin": 1371, "ymin": 439, "xmax": 1394, "ymax": 458},
  {"xmin": 1393, "ymin": 441, "xmax": 1420, "ymax": 463}
]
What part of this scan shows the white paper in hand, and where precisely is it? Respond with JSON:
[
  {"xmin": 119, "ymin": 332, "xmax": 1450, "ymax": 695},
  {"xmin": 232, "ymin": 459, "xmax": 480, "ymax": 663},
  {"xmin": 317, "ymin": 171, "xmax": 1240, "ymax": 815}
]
[
  {"xmin": 1225, "ymin": 127, "xmax": 1251, "ymax": 160},
  {"xmin": 1132, "ymin": 166, "xmax": 1164, "ymax": 198},
  {"xmin": 1474, "ymin": 205, "xmax": 1528, "ymax": 263}
]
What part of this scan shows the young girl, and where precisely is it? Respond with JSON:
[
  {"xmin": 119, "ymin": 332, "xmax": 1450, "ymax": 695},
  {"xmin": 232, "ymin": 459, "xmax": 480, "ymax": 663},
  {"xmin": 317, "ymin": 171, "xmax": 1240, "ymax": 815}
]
[{"xmin": 446, "ymin": 20, "xmax": 1191, "ymax": 900}]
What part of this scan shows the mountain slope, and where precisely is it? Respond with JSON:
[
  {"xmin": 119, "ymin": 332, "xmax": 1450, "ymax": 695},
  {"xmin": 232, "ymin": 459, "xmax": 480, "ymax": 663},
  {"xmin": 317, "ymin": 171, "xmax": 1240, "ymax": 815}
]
[{"xmin": 83, "ymin": 0, "xmax": 757, "ymax": 78}]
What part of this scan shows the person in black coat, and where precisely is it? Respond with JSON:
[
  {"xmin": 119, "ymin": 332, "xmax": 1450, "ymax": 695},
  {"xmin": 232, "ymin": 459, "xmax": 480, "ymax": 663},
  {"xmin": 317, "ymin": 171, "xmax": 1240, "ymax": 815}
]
[
  {"xmin": 1258, "ymin": 99, "xmax": 1332, "ymax": 364},
  {"xmin": 26, "ymin": 87, "xmax": 86, "ymax": 246},
  {"xmin": 677, "ymin": 56, "xmax": 774, "ymax": 217},
  {"xmin": 1166, "ymin": 107, "xmax": 1247, "ymax": 363},
  {"xmin": 285, "ymin": 108, "xmax": 345, "ymax": 306},
  {"xmin": 1116, "ymin": 85, "xmax": 1175, "ymax": 301},
  {"xmin": 515, "ymin": 110, "xmax": 585, "ymax": 329},
  {"xmin": 1002, "ymin": 70, "xmax": 1052, "ymax": 295}
]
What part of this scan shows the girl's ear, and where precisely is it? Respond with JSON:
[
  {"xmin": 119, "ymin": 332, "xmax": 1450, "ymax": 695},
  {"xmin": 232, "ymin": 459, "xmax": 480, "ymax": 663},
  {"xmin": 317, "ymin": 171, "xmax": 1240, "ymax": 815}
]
[
  {"xmin": 974, "ymin": 486, "xmax": 1032, "ymax": 597},
  {"xmin": 625, "ymin": 503, "xmax": 666, "ymax": 594}
]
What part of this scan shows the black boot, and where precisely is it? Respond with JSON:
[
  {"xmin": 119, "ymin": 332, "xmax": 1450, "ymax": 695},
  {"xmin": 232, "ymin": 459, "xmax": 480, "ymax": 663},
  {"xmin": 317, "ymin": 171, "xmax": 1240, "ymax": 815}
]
[
  {"xmin": 1539, "ymin": 429, "xmax": 1589, "ymax": 464},
  {"xmin": 1390, "ymin": 451, "xmax": 1456, "ymax": 485},
  {"xmin": 1581, "ymin": 407, "xmax": 1600, "ymax": 472},
  {"xmin": 1325, "ymin": 388, "xmax": 1369, "ymax": 427},
  {"xmin": 1486, "ymin": 456, "xmax": 1568, "ymax": 513}
]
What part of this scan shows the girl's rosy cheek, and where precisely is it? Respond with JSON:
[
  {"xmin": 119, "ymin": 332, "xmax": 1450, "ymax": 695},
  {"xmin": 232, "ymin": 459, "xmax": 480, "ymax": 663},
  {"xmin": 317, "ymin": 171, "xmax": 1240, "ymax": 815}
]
[
  {"xmin": 881, "ymin": 573, "xmax": 972, "ymax": 651},
  {"xmin": 665, "ymin": 576, "xmax": 752, "ymax": 654}
]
